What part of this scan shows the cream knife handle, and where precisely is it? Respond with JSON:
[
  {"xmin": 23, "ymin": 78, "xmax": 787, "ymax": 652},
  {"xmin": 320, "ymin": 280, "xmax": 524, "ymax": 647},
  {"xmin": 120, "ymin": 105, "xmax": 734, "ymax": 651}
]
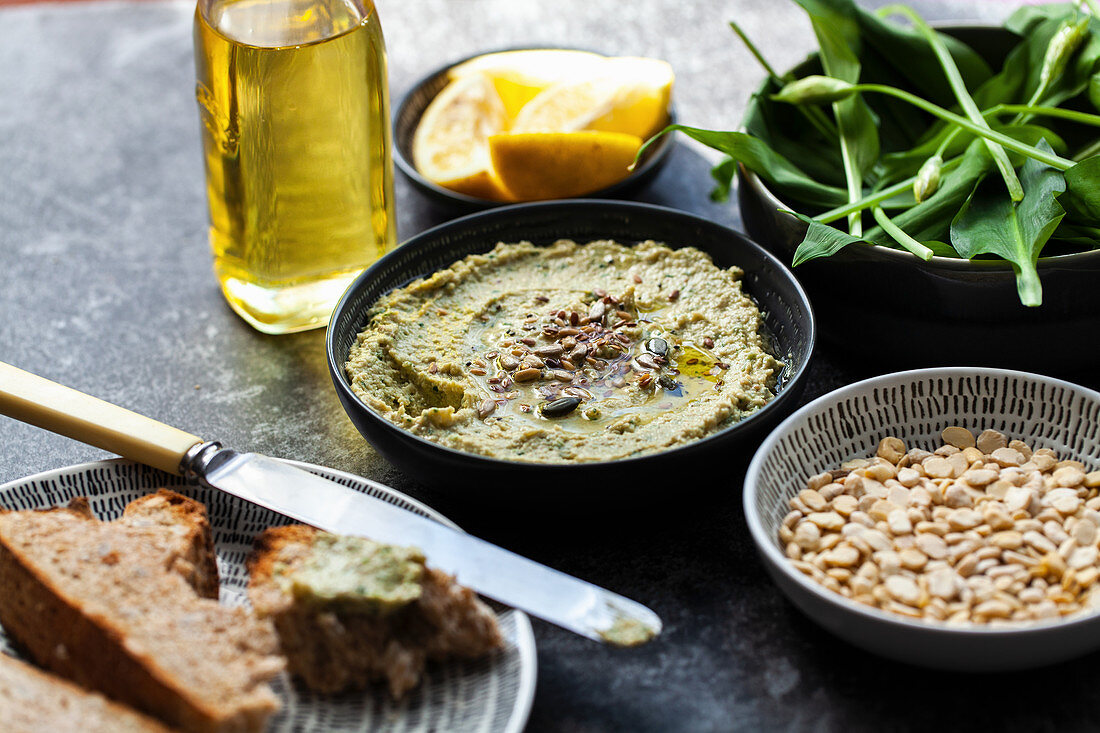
[{"xmin": 0, "ymin": 361, "xmax": 203, "ymax": 475}]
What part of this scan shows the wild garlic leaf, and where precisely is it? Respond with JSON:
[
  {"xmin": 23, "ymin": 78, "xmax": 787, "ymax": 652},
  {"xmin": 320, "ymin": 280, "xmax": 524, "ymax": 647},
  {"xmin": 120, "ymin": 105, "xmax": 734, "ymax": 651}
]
[
  {"xmin": 950, "ymin": 141, "xmax": 1066, "ymax": 307},
  {"xmin": 1062, "ymin": 155, "xmax": 1100, "ymax": 222},
  {"xmin": 1004, "ymin": 2, "xmax": 1072, "ymax": 35},
  {"xmin": 709, "ymin": 157, "xmax": 737, "ymax": 202},
  {"xmin": 794, "ymin": 0, "xmax": 879, "ymax": 176},
  {"xmin": 856, "ymin": 3, "xmax": 991, "ymax": 108},
  {"xmin": 1050, "ymin": 221, "xmax": 1100, "ymax": 248},
  {"xmin": 794, "ymin": 0, "xmax": 879, "ymax": 236},
  {"xmin": 789, "ymin": 211, "xmax": 870, "ymax": 265},
  {"xmin": 744, "ymin": 86, "xmax": 846, "ymax": 186},
  {"xmin": 1005, "ymin": 5, "xmax": 1100, "ymax": 110},
  {"xmin": 665, "ymin": 124, "xmax": 850, "ymax": 207},
  {"xmin": 922, "ymin": 240, "xmax": 958, "ymax": 257}
]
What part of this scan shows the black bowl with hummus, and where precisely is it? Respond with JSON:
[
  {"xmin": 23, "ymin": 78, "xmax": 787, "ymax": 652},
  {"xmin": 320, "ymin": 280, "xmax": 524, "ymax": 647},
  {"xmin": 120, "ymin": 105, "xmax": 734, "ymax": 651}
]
[{"xmin": 326, "ymin": 200, "xmax": 815, "ymax": 500}]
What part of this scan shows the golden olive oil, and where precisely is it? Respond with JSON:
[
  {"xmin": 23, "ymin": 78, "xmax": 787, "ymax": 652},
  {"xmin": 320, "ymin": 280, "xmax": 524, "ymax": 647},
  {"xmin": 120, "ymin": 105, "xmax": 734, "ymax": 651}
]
[{"xmin": 194, "ymin": 0, "xmax": 395, "ymax": 334}]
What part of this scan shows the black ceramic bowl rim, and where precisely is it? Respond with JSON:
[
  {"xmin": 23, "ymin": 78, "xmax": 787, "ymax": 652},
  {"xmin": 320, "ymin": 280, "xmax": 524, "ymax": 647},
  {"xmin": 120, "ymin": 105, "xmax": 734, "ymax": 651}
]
[
  {"xmin": 392, "ymin": 46, "xmax": 678, "ymax": 209},
  {"xmin": 326, "ymin": 199, "xmax": 816, "ymax": 476},
  {"xmin": 739, "ymin": 23, "xmax": 1100, "ymax": 274}
]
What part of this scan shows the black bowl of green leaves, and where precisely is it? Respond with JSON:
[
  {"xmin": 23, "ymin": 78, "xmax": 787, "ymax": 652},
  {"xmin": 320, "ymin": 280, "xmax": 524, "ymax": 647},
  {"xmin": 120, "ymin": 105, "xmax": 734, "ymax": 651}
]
[{"xmin": 642, "ymin": 0, "xmax": 1100, "ymax": 373}]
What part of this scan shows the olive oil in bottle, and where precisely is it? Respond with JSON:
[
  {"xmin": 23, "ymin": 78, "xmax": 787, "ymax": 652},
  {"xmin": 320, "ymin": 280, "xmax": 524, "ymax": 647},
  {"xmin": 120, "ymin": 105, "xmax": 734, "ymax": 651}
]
[{"xmin": 194, "ymin": 0, "xmax": 395, "ymax": 334}]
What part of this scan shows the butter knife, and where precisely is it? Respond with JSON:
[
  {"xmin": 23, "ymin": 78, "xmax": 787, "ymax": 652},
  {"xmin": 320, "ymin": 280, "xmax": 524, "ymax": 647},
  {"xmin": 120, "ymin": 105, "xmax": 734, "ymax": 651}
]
[{"xmin": 0, "ymin": 361, "xmax": 661, "ymax": 646}]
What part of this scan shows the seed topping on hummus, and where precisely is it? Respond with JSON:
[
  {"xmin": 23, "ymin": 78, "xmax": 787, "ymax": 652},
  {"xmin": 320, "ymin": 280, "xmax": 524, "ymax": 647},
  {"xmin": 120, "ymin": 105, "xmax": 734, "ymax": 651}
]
[{"xmin": 346, "ymin": 239, "xmax": 780, "ymax": 463}]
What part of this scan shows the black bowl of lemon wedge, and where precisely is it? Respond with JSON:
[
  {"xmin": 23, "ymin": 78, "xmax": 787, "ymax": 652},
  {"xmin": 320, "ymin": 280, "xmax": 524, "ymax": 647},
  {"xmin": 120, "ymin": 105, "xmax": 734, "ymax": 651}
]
[{"xmin": 393, "ymin": 47, "xmax": 678, "ymax": 211}]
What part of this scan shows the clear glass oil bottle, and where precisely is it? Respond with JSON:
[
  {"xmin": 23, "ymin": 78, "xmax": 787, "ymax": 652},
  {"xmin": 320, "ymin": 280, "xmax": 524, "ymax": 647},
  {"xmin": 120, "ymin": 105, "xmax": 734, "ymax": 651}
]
[{"xmin": 194, "ymin": 0, "xmax": 396, "ymax": 334}]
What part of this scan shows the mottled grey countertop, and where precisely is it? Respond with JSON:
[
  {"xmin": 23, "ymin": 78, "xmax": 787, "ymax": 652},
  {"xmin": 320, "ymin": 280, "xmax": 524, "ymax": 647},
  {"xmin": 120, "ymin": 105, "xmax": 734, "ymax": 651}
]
[{"xmin": 5, "ymin": 0, "xmax": 1100, "ymax": 731}]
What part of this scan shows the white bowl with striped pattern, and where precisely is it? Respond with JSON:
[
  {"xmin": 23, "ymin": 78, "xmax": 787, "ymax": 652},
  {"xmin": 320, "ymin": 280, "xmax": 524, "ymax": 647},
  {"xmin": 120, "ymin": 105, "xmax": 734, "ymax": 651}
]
[{"xmin": 744, "ymin": 368, "xmax": 1100, "ymax": 671}]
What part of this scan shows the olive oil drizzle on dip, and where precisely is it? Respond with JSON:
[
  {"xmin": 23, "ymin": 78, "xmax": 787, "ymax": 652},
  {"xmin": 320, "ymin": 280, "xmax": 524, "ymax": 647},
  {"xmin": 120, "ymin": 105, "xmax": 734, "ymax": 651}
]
[
  {"xmin": 346, "ymin": 239, "xmax": 780, "ymax": 463},
  {"xmin": 464, "ymin": 289, "xmax": 729, "ymax": 433}
]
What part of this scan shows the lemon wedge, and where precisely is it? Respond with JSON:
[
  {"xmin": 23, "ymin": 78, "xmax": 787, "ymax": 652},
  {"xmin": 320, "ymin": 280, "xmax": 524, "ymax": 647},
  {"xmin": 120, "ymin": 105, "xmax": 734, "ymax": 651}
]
[
  {"xmin": 510, "ymin": 57, "xmax": 674, "ymax": 139},
  {"xmin": 412, "ymin": 73, "xmax": 513, "ymax": 200},
  {"xmin": 489, "ymin": 131, "xmax": 643, "ymax": 200},
  {"xmin": 448, "ymin": 49, "xmax": 606, "ymax": 118}
]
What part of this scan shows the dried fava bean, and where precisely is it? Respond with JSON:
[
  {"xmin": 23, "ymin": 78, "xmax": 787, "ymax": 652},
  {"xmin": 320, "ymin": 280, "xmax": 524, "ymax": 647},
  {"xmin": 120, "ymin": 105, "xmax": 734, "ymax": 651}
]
[
  {"xmin": 942, "ymin": 426, "xmax": 976, "ymax": 450},
  {"xmin": 943, "ymin": 484, "xmax": 973, "ymax": 508},
  {"xmin": 947, "ymin": 509, "xmax": 982, "ymax": 531},
  {"xmin": 962, "ymin": 446, "xmax": 985, "ymax": 465},
  {"xmin": 887, "ymin": 509, "xmax": 913, "ymax": 535},
  {"xmin": 899, "ymin": 548, "xmax": 928, "ymax": 571},
  {"xmin": 1046, "ymin": 488, "xmax": 1082, "ymax": 515},
  {"xmin": 1054, "ymin": 466, "xmax": 1087, "ymax": 488},
  {"xmin": 806, "ymin": 512, "xmax": 844, "ymax": 531},
  {"xmin": 915, "ymin": 533, "xmax": 948, "ymax": 559},
  {"xmin": 1004, "ymin": 486, "xmax": 1034, "ymax": 514},
  {"xmin": 1069, "ymin": 546, "xmax": 1099, "ymax": 570},
  {"xmin": 798, "ymin": 489, "xmax": 828, "ymax": 512},
  {"xmin": 887, "ymin": 484, "xmax": 909, "ymax": 508},
  {"xmin": 824, "ymin": 545, "xmax": 860, "ymax": 568},
  {"xmin": 991, "ymin": 447, "xmax": 1024, "ymax": 467},
  {"xmin": 868, "ymin": 500, "xmax": 899, "ymax": 522},
  {"xmin": 884, "ymin": 575, "xmax": 922, "ymax": 606},
  {"xmin": 946, "ymin": 453, "xmax": 969, "ymax": 478},
  {"xmin": 986, "ymin": 480, "xmax": 1012, "ymax": 501},
  {"xmin": 793, "ymin": 522, "xmax": 821, "ymax": 551},
  {"xmin": 923, "ymin": 456, "xmax": 954, "ymax": 479},
  {"xmin": 1074, "ymin": 519, "xmax": 1098, "ymax": 547},
  {"xmin": 963, "ymin": 469, "xmax": 998, "ymax": 487},
  {"xmin": 1044, "ymin": 521, "xmax": 1070, "ymax": 545},
  {"xmin": 1009, "ymin": 440, "xmax": 1033, "ymax": 461},
  {"xmin": 832, "ymin": 495, "xmax": 858, "ymax": 516},
  {"xmin": 976, "ymin": 429, "xmax": 1008, "ymax": 455},
  {"xmin": 865, "ymin": 463, "xmax": 895, "ymax": 483},
  {"xmin": 877, "ymin": 436, "xmax": 906, "ymax": 464},
  {"xmin": 896, "ymin": 467, "xmax": 921, "ymax": 487}
]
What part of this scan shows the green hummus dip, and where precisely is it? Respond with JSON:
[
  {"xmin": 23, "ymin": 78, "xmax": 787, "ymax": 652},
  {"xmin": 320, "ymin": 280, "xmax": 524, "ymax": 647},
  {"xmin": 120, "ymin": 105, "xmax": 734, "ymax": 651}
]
[
  {"xmin": 281, "ymin": 533, "xmax": 425, "ymax": 614},
  {"xmin": 600, "ymin": 617, "xmax": 659, "ymax": 647},
  {"xmin": 346, "ymin": 239, "xmax": 780, "ymax": 463}
]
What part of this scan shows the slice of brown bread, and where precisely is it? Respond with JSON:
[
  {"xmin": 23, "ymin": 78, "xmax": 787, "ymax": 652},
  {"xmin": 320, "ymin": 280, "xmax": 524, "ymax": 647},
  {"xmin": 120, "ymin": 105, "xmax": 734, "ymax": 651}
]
[
  {"xmin": 0, "ymin": 490, "xmax": 284, "ymax": 733},
  {"xmin": 120, "ymin": 490, "xmax": 221, "ymax": 600},
  {"xmin": 0, "ymin": 652, "xmax": 175, "ymax": 733},
  {"xmin": 248, "ymin": 524, "xmax": 504, "ymax": 698}
]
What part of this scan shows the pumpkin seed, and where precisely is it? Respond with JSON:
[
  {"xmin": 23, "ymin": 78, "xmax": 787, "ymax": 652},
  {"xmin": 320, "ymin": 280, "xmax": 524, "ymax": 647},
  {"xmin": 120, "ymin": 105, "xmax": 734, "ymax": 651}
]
[{"xmin": 539, "ymin": 397, "xmax": 582, "ymax": 418}]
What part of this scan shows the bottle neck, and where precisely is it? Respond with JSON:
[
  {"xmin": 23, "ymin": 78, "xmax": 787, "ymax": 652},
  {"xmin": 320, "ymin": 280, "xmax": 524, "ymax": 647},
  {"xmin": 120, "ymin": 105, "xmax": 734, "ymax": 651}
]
[{"xmin": 197, "ymin": 0, "xmax": 373, "ymax": 47}]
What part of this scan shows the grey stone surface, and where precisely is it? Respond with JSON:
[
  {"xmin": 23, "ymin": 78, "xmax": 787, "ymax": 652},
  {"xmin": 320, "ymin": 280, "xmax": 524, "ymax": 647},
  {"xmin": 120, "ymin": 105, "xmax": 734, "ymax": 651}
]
[{"xmin": 2, "ymin": 1, "xmax": 1098, "ymax": 731}]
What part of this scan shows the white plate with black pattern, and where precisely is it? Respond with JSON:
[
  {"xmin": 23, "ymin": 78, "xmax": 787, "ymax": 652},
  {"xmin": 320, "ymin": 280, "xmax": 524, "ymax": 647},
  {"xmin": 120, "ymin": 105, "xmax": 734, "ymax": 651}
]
[
  {"xmin": 0, "ymin": 458, "xmax": 537, "ymax": 732},
  {"xmin": 744, "ymin": 367, "xmax": 1100, "ymax": 672}
]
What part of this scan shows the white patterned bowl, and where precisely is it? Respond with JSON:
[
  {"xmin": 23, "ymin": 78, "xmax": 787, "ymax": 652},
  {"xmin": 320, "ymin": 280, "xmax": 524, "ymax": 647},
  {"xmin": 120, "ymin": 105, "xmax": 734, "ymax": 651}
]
[
  {"xmin": 0, "ymin": 459, "xmax": 537, "ymax": 732},
  {"xmin": 744, "ymin": 368, "xmax": 1100, "ymax": 671}
]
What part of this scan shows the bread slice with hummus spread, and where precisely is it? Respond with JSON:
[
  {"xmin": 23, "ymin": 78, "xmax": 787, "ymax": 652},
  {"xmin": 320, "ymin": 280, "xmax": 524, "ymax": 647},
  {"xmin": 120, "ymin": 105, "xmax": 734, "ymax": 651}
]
[
  {"xmin": 0, "ymin": 652, "xmax": 174, "ymax": 733},
  {"xmin": 248, "ymin": 524, "xmax": 504, "ymax": 698},
  {"xmin": 0, "ymin": 489, "xmax": 284, "ymax": 733}
]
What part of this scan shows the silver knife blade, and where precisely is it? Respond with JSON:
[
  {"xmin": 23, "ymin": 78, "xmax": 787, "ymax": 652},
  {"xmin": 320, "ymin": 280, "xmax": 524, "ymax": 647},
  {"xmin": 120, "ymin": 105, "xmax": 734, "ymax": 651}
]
[{"xmin": 195, "ymin": 446, "xmax": 661, "ymax": 645}]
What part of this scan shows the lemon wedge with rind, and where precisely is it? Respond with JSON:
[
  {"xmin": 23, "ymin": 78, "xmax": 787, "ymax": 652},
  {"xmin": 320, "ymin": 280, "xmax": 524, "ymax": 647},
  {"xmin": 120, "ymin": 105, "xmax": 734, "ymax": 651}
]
[
  {"xmin": 448, "ymin": 49, "xmax": 607, "ymax": 118},
  {"xmin": 412, "ymin": 73, "xmax": 513, "ymax": 200},
  {"xmin": 511, "ymin": 57, "xmax": 674, "ymax": 140},
  {"xmin": 489, "ymin": 131, "xmax": 643, "ymax": 201}
]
